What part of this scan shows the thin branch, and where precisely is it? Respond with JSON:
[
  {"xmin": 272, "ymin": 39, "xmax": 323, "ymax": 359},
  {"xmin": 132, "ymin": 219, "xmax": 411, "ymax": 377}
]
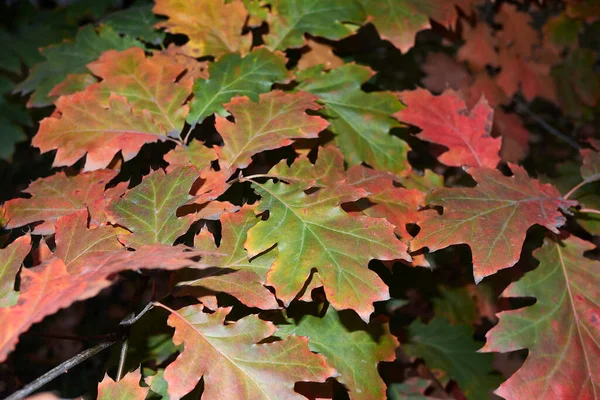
[
  {"xmin": 515, "ymin": 100, "xmax": 580, "ymax": 150},
  {"xmin": 5, "ymin": 340, "xmax": 117, "ymax": 400},
  {"xmin": 579, "ymin": 208, "xmax": 600, "ymax": 215},
  {"xmin": 116, "ymin": 338, "xmax": 129, "ymax": 382},
  {"xmin": 227, "ymin": 173, "xmax": 281, "ymax": 185},
  {"xmin": 5, "ymin": 303, "xmax": 155, "ymax": 399},
  {"xmin": 181, "ymin": 122, "xmax": 197, "ymax": 144},
  {"xmin": 564, "ymin": 179, "xmax": 589, "ymax": 200}
]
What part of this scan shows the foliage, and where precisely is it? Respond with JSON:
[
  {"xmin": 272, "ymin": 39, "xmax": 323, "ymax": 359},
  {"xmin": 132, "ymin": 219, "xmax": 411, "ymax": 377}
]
[{"xmin": 0, "ymin": 0, "xmax": 599, "ymax": 399}]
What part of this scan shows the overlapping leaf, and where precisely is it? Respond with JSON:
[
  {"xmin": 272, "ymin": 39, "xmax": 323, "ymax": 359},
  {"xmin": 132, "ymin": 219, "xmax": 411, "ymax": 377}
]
[
  {"xmin": 106, "ymin": 167, "xmax": 198, "ymax": 248},
  {"xmin": 161, "ymin": 305, "xmax": 335, "ymax": 400},
  {"xmin": 4, "ymin": 169, "xmax": 117, "ymax": 234},
  {"xmin": 277, "ymin": 307, "xmax": 398, "ymax": 399},
  {"xmin": 54, "ymin": 210, "xmax": 124, "ymax": 273},
  {"xmin": 215, "ymin": 91, "xmax": 328, "ymax": 170},
  {"xmin": 396, "ymin": 88, "xmax": 500, "ymax": 168},
  {"xmin": 265, "ymin": 0, "xmax": 364, "ymax": 50},
  {"xmin": 104, "ymin": 4, "xmax": 165, "ymax": 45},
  {"xmin": 297, "ymin": 64, "xmax": 410, "ymax": 175},
  {"xmin": 412, "ymin": 165, "xmax": 574, "ymax": 282},
  {"xmin": 15, "ymin": 25, "xmax": 143, "ymax": 107},
  {"xmin": 178, "ymin": 206, "xmax": 279, "ymax": 310},
  {"xmin": 246, "ymin": 180, "xmax": 410, "ymax": 320},
  {"xmin": 187, "ymin": 48, "xmax": 291, "ymax": 125},
  {"xmin": 0, "ymin": 236, "xmax": 31, "ymax": 308},
  {"xmin": 86, "ymin": 47, "xmax": 192, "ymax": 134},
  {"xmin": 482, "ymin": 235, "xmax": 600, "ymax": 399},
  {"xmin": 164, "ymin": 139, "xmax": 218, "ymax": 171},
  {"xmin": 404, "ymin": 318, "xmax": 500, "ymax": 399},
  {"xmin": 98, "ymin": 368, "xmax": 149, "ymax": 400},
  {"xmin": 153, "ymin": 0, "xmax": 251, "ymax": 58},
  {"xmin": 0, "ymin": 258, "xmax": 112, "ymax": 363},
  {"xmin": 195, "ymin": 205, "xmax": 276, "ymax": 281},
  {"xmin": 359, "ymin": 0, "xmax": 433, "ymax": 53},
  {"xmin": 0, "ymin": 243, "xmax": 208, "ymax": 363},
  {"xmin": 346, "ymin": 165, "xmax": 426, "ymax": 239},
  {"xmin": 33, "ymin": 92, "xmax": 166, "ymax": 170}
]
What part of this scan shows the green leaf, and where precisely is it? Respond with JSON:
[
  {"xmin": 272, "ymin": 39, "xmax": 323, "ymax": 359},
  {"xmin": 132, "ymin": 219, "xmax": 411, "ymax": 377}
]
[
  {"xmin": 265, "ymin": 0, "xmax": 365, "ymax": 50},
  {"xmin": 297, "ymin": 64, "xmax": 410, "ymax": 175},
  {"xmin": 103, "ymin": 4, "xmax": 165, "ymax": 45},
  {"xmin": 432, "ymin": 286, "xmax": 478, "ymax": 327},
  {"xmin": 358, "ymin": 0, "xmax": 435, "ymax": 53},
  {"xmin": 106, "ymin": 166, "xmax": 198, "ymax": 248},
  {"xmin": 187, "ymin": 48, "xmax": 291, "ymax": 125},
  {"xmin": 0, "ymin": 236, "xmax": 31, "ymax": 308},
  {"xmin": 388, "ymin": 378, "xmax": 437, "ymax": 400},
  {"xmin": 246, "ymin": 180, "xmax": 410, "ymax": 320},
  {"xmin": 404, "ymin": 318, "xmax": 501, "ymax": 399},
  {"xmin": 15, "ymin": 25, "xmax": 144, "ymax": 107},
  {"xmin": 277, "ymin": 307, "xmax": 398, "ymax": 399}
]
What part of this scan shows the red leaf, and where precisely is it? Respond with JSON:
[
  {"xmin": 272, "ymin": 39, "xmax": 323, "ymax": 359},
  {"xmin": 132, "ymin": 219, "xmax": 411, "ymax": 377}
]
[
  {"xmin": 412, "ymin": 165, "xmax": 575, "ymax": 282},
  {"xmin": 4, "ymin": 170, "xmax": 117, "ymax": 234},
  {"xmin": 214, "ymin": 91, "xmax": 328, "ymax": 170},
  {"xmin": 482, "ymin": 236, "xmax": 600, "ymax": 398},
  {"xmin": 396, "ymin": 88, "xmax": 500, "ymax": 168},
  {"xmin": 160, "ymin": 305, "xmax": 335, "ymax": 400}
]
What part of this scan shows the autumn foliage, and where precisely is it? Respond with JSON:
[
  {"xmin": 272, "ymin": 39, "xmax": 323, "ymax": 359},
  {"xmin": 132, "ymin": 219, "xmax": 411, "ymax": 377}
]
[{"xmin": 0, "ymin": 0, "xmax": 599, "ymax": 399}]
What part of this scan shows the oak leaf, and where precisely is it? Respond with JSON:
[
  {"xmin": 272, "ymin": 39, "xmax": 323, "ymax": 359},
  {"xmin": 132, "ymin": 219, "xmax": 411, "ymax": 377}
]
[
  {"xmin": 86, "ymin": 47, "xmax": 192, "ymax": 134},
  {"xmin": 188, "ymin": 205, "xmax": 278, "ymax": 309},
  {"xmin": 482, "ymin": 236, "xmax": 600, "ymax": 399},
  {"xmin": 277, "ymin": 306, "xmax": 398, "ymax": 399},
  {"xmin": 298, "ymin": 64, "xmax": 410, "ymax": 175},
  {"xmin": 0, "ymin": 236, "xmax": 31, "ymax": 308},
  {"xmin": 404, "ymin": 318, "xmax": 501, "ymax": 399},
  {"xmin": 14, "ymin": 25, "xmax": 143, "ymax": 107},
  {"xmin": 0, "ymin": 258, "xmax": 113, "ymax": 363},
  {"xmin": 33, "ymin": 92, "xmax": 168, "ymax": 171},
  {"xmin": 164, "ymin": 139, "xmax": 218, "ymax": 171},
  {"xmin": 160, "ymin": 305, "xmax": 335, "ymax": 400},
  {"xmin": 153, "ymin": 0, "xmax": 250, "ymax": 58},
  {"xmin": 265, "ymin": 0, "xmax": 364, "ymax": 50},
  {"xmin": 396, "ymin": 88, "xmax": 499, "ymax": 168},
  {"xmin": 297, "ymin": 39, "xmax": 344, "ymax": 71},
  {"xmin": 106, "ymin": 167, "xmax": 198, "ymax": 248},
  {"xmin": 346, "ymin": 165, "xmax": 426, "ymax": 239},
  {"xmin": 54, "ymin": 210, "xmax": 125, "ymax": 274},
  {"xmin": 187, "ymin": 48, "xmax": 291, "ymax": 125},
  {"xmin": 97, "ymin": 367, "xmax": 149, "ymax": 400},
  {"xmin": 4, "ymin": 170, "xmax": 117, "ymax": 234},
  {"xmin": 411, "ymin": 165, "xmax": 575, "ymax": 282},
  {"xmin": 215, "ymin": 91, "xmax": 328, "ymax": 170},
  {"xmin": 246, "ymin": 180, "xmax": 411, "ymax": 320}
]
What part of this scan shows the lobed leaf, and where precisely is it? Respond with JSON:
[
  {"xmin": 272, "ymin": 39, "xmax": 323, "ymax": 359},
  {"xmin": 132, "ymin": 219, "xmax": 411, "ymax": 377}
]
[
  {"xmin": 187, "ymin": 48, "xmax": 291, "ymax": 125},
  {"xmin": 277, "ymin": 306, "xmax": 398, "ymax": 399},
  {"xmin": 153, "ymin": 0, "xmax": 251, "ymax": 58},
  {"xmin": 482, "ymin": 235, "xmax": 600, "ymax": 399},
  {"xmin": 4, "ymin": 169, "xmax": 117, "ymax": 234},
  {"xmin": 106, "ymin": 167, "xmax": 198, "ymax": 248},
  {"xmin": 412, "ymin": 165, "xmax": 574, "ymax": 282},
  {"xmin": 396, "ymin": 88, "xmax": 500, "ymax": 168},
  {"xmin": 298, "ymin": 64, "xmax": 410, "ymax": 175},
  {"xmin": 215, "ymin": 91, "xmax": 329, "ymax": 170},
  {"xmin": 247, "ymin": 180, "xmax": 411, "ymax": 320},
  {"xmin": 161, "ymin": 305, "xmax": 335, "ymax": 400},
  {"xmin": 0, "ymin": 236, "xmax": 31, "ymax": 308}
]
